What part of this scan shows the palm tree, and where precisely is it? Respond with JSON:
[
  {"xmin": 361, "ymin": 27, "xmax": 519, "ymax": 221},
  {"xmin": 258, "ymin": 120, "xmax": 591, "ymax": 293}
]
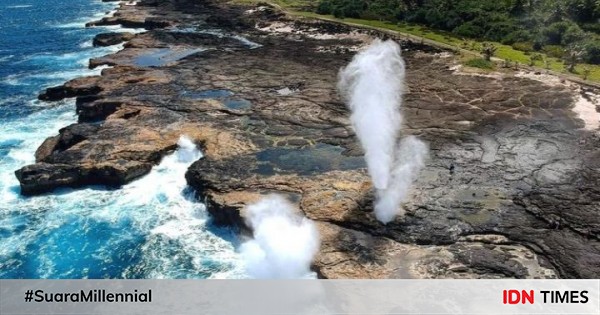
[
  {"xmin": 564, "ymin": 46, "xmax": 583, "ymax": 73},
  {"xmin": 481, "ymin": 43, "xmax": 497, "ymax": 61}
]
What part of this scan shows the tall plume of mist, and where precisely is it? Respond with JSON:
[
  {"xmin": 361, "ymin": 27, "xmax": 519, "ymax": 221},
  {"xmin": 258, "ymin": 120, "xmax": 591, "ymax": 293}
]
[
  {"xmin": 338, "ymin": 39, "xmax": 404, "ymax": 190},
  {"xmin": 240, "ymin": 194, "xmax": 320, "ymax": 278},
  {"xmin": 338, "ymin": 39, "xmax": 428, "ymax": 224}
]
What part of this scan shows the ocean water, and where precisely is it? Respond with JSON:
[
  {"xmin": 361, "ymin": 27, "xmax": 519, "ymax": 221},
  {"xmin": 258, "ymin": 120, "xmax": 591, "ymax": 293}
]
[{"xmin": 0, "ymin": 0, "xmax": 244, "ymax": 278}]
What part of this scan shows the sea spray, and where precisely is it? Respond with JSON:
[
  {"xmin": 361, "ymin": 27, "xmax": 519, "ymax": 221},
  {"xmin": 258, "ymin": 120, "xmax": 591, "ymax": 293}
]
[
  {"xmin": 374, "ymin": 136, "xmax": 428, "ymax": 223},
  {"xmin": 338, "ymin": 39, "xmax": 428, "ymax": 223},
  {"xmin": 338, "ymin": 39, "xmax": 405, "ymax": 190},
  {"xmin": 174, "ymin": 136, "xmax": 201, "ymax": 163},
  {"xmin": 240, "ymin": 195, "xmax": 320, "ymax": 278},
  {"xmin": 0, "ymin": 134, "xmax": 243, "ymax": 278}
]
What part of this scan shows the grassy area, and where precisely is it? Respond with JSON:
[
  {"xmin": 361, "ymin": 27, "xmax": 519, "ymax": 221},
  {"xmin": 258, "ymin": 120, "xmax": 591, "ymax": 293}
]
[
  {"xmin": 465, "ymin": 58, "xmax": 495, "ymax": 70},
  {"xmin": 233, "ymin": 0, "xmax": 600, "ymax": 83}
]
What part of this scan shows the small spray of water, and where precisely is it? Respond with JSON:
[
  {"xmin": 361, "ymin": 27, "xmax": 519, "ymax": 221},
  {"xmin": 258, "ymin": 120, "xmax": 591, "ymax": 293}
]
[
  {"xmin": 175, "ymin": 136, "xmax": 201, "ymax": 163},
  {"xmin": 240, "ymin": 194, "xmax": 320, "ymax": 279},
  {"xmin": 374, "ymin": 136, "xmax": 428, "ymax": 223},
  {"xmin": 338, "ymin": 39, "xmax": 428, "ymax": 223}
]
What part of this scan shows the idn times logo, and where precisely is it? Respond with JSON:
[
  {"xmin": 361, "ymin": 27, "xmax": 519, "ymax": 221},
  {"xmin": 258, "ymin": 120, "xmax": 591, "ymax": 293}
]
[{"xmin": 503, "ymin": 290, "xmax": 589, "ymax": 304}]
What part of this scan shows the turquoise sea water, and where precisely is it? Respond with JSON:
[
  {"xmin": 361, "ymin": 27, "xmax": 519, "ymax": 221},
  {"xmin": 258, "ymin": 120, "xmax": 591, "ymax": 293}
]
[{"xmin": 0, "ymin": 0, "xmax": 244, "ymax": 279}]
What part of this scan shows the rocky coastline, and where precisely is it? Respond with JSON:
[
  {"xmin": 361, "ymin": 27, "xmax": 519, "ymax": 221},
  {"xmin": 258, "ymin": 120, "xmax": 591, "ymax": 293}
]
[{"xmin": 15, "ymin": 0, "xmax": 600, "ymax": 278}]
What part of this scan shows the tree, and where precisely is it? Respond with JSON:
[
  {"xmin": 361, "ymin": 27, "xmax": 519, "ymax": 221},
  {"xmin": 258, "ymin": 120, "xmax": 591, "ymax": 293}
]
[
  {"xmin": 562, "ymin": 24, "xmax": 585, "ymax": 45},
  {"xmin": 480, "ymin": 42, "xmax": 497, "ymax": 61},
  {"xmin": 564, "ymin": 45, "xmax": 584, "ymax": 72},
  {"xmin": 528, "ymin": 53, "xmax": 543, "ymax": 66},
  {"xmin": 582, "ymin": 66, "xmax": 591, "ymax": 80},
  {"xmin": 543, "ymin": 21, "xmax": 572, "ymax": 45},
  {"xmin": 583, "ymin": 40, "xmax": 600, "ymax": 64},
  {"xmin": 510, "ymin": 0, "xmax": 527, "ymax": 15},
  {"xmin": 548, "ymin": 2, "xmax": 566, "ymax": 23},
  {"xmin": 565, "ymin": 0, "xmax": 600, "ymax": 23}
]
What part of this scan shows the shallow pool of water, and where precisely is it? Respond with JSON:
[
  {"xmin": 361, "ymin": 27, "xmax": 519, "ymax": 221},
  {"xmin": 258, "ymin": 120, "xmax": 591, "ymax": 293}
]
[{"xmin": 256, "ymin": 143, "xmax": 365, "ymax": 176}]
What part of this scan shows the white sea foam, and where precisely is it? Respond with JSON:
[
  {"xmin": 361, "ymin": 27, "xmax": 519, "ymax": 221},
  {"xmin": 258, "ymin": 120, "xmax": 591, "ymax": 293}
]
[
  {"xmin": 54, "ymin": 20, "xmax": 91, "ymax": 29},
  {"xmin": 0, "ymin": 55, "xmax": 15, "ymax": 63},
  {"xmin": 0, "ymin": 132, "xmax": 244, "ymax": 278},
  {"xmin": 6, "ymin": 5, "xmax": 33, "ymax": 9},
  {"xmin": 53, "ymin": 0, "xmax": 119, "ymax": 29},
  {"xmin": 4, "ymin": 57, "xmax": 113, "ymax": 89},
  {"xmin": 79, "ymin": 40, "xmax": 93, "ymax": 48},
  {"xmin": 2, "ymin": 74, "xmax": 23, "ymax": 86},
  {"xmin": 101, "ymin": 24, "xmax": 147, "ymax": 34}
]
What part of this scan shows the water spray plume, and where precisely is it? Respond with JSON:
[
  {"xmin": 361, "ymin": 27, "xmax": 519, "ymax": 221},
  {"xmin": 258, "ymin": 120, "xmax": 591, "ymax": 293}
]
[
  {"xmin": 338, "ymin": 39, "xmax": 428, "ymax": 224},
  {"xmin": 338, "ymin": 39, "xmax": 405, "ymax": 190},
  {"xmin": 374, "ymin": 136, "xmax": 428, "ymax": 223},
  {"xmin": 240, "ymin": 194, "xmax": 320, "ymax": 278}
]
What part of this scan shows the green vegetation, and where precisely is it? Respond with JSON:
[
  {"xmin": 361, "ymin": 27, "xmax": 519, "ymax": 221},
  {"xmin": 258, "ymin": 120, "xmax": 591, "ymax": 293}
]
[
  {"xmin": 314, "ymin": 0, "xmax": 600, "ymax": 66},
  {"xmin": 237, "ymin": 0, "xmax": 600, "ymax": 82},
  {"xmin": 480, "ymin": 42, "xmax": 497, "ymax": 61},
  {"xmin": 465, "ymin": 58, "xmax": 495, "ymax": 69}
]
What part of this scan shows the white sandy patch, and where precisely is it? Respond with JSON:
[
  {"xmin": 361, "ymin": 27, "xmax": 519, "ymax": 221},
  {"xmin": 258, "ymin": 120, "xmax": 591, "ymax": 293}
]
[
  {"xmin": 257, "ymin": 21, "xmax": 371, "ymax": 42},
  {"xmin": 514, "ymin": 72, "xmax": 600, "ymax": 131},
  {"xmin": 451, "ymin": 67, "xmax": 600, "ymax": 132},
  {"xmin": 435, "ymin": 52, "xmax": 453, "ymax": 58},
  {"xmin": 449, "ymin": 64, "xmax": 461, "ymax": 71},
  {"xmin": 498, "ymin": 71, "xmax": 600, "ymax": 130},
  {"xmin": 315, "ymin": 45, "xmax": 362, "ymax": 53},
  {"xmin": 451, "ymin": 66, "xmax": 504, "ymax": 79},
  {"xmin": 448, "ymin": 63, "xmax": 505, "ymax": 79},
  {"xmin": 276, "ymin": 87, "xmax": 295, "ymax": 95},
  {"xmin": 258, "ymin": 22, "xmax": 294, "ymax": 34},
  {"xmin": 244, "ymin": 6, "xmax": 272, "ymax": 15},
  {"xmin": 515, "ymin": 70, "xmax": 574, "ymax": 88},
  {"xmin": 573, "ymin": 92, "xmax": 600, "ymax": 131}
]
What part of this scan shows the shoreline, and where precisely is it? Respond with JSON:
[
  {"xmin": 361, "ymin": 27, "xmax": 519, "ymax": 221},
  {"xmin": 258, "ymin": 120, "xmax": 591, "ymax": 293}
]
[{"xmin": 15, "ymin": 0, "xmax": 600, "ymax": 279}]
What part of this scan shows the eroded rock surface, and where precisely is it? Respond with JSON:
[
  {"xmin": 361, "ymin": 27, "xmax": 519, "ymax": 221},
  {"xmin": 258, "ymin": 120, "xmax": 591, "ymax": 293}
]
[
  {"xmin": 93, "ymin": 32, "xmax": 135, "ymax": 47},
  {"xmin": 17, "ymin": 0, "xmax": 599, "ymax": 278}
]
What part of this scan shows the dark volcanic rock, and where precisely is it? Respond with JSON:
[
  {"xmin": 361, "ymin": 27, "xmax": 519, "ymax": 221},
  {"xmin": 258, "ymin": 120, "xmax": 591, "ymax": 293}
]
[
  {"xmin": 93, "ymin": 32, "xmax": 135, "ymax": 47},
  {"xmin": 144, "ymin": 17, "xmax": 174, "ymax": 30},
  {"xmin": 35, "ymin": 123, "xmax": 101, "ymax": 162},
  {"xmin": 38, "ymin": 78, "xmax": 102, "ymax": 101},
  {"xmin": 15, "ymin": 161, "xmax": 153, "ymax": 196},
  {"xmin": 85, "ymin": 2, "xmax": 151, "ymax": 28},
  {"xmin": 38, "ymin": 86, "xmax": 72, "ymax": 101},
  {"xmin": 18, "ymin": 0, "xmax": 600, "ymax": 279}
]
